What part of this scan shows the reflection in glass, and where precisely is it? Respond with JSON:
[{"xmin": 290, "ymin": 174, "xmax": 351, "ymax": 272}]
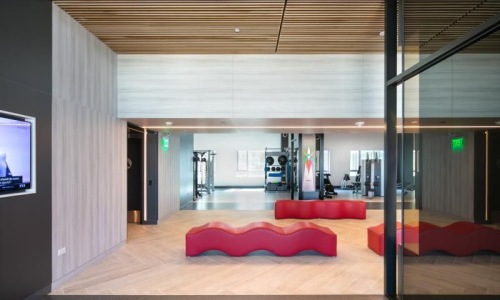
[
  {"xmin": 401, "ymin": 25, "xmax": 500, "ymax": 296},
  {"xmin": 402, "ymin": 0, "xmax": 500, "ymax": 71}
]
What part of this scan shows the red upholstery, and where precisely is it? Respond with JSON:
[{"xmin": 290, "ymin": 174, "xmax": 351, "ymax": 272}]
[
  {"xmin": 367, "ymin": 222, "xmax": 402, "ymax": 256},
  {"xmin": 275, "ymin": 200, "xmax": 366, "ymax": 219},
  {"xmin": 419, "ymin": 221, "xmax": 500, "ymax": 256},
  {"xmin": 367, "ymin": 221, "xmax": 500, "ymax": 256},
  {"xmin": 186, "ymin": 221, "xmax": 337, "ymax": 256}
]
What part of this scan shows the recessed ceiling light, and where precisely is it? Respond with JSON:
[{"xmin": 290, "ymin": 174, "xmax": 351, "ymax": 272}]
[
  {"xmin": 494, "ymin": 120, "xmax": 500, "ymax": 125},
  {"xmin": 411, "ymin": 120, "xmax": 418, "ymax": 124},
  {"xmin": 379, "ymin": 31, "xmax": 385, "ymax": 37},
  {"xmin": 234, "ymin": 28, "xmax": 240, "ymax": 33},
  {"xmin": 354, "ymin": 121, "xmax": 365, "ymax": 127},
  {"xmin": 165, "ymin": 121, "xmax": 173, "ymax": 126}
]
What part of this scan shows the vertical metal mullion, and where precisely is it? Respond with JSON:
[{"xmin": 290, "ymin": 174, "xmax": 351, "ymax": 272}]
[
  {"xmin": 318, "ymin": 134, "xmax": 324, "ymax": 200},
  {"xmin": 291, "ymin": 133, "xmax": 295, "ymax": 200},
  {"xmin": 385, "ymin": 0, "xmax": 398, "ymax": 298},
  {"xmin": 298, "ymin": 134, "xmax": 303, "ymax": 200}
]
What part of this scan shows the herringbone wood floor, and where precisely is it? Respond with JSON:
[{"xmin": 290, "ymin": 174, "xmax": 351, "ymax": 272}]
[
  {"xmin": 51, "ymin": 210, "xmax": 386, "ymax": 295},
  {"xmin": 50, "ymin": 199, "xmax": 499, "ymax": 296}
]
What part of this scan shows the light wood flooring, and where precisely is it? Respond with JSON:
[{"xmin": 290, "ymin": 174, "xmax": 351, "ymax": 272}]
[
  {"xmin": 50, "ymin": 189, "xmax": 499, "ymax": 297},
  {"xmin": 51, "ymin": 209, "xmax": 386, "ymax": 295},
  {"xmin": 403, "ymin": 210, "xmax": 500, "ymax": 296}
]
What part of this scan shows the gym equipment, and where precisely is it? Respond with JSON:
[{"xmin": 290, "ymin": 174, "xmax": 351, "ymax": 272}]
[
  {"xmin": 278, "ymin": 155, "xmax": 288, "ymax": 166},
  {"xmin": 193, "ymin": 150, "xmax": 216, "ymax": 200},
  {"xmin": 352, "ymin": 166, "xmax": 362, "ymax": 194},
  {"xmin": 341, "ymin": 174, "xmax": 350, "ymax": 189},
  {"xmin": 361, "ymin": 152, "xmax": 382, "ymax": 197},
  {"xmin": 323, "ymin": 173, "xmax": 338, "ymax": 198},
  {"xmin": 265, "ymin": 147, "xmax": 289, "ymax": 192}
]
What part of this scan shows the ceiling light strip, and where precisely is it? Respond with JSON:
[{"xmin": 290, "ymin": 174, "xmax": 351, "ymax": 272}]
[{"xmin": 143, "ymin": 125, "xmax": 500, "ymax": 130}]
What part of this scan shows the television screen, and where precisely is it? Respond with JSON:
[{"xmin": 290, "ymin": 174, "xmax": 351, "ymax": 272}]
[{"xmin": 0, "ymin": 114, "xmax": 32, "ymax": 193}]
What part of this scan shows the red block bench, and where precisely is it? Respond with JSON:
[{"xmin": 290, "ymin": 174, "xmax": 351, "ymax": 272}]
[
  {"xmin": 275, "ymin": 200, "xmax": 366, "ymax": 219},
  {"xmin": 368, "ymin": 221, "xmax": 500, "ymax": 256},
  {"xmin": 186, "ymin": 221, "xmax": 337, "ymax": 256}
]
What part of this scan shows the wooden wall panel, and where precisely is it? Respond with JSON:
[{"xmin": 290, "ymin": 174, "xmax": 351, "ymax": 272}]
[
  {"xmin": 158, "ymin": 133, "xmax": 181, "ymax": 221},
  {"xmin": 421, "ymin": 132, "xmax": 474, "ymax": 220},
  {"xmin": 52, "ymin": 4, "xmax": 127, "ymax": 283},
  {"xmin": 117, "ymin": 54, "xmax": 384, "ymax": 119}
]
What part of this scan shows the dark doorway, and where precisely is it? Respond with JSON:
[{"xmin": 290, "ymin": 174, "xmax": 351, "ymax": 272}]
[
  {"xmin": 127, "ymin": 126, "xmax": 144, "ymax": 224},
  {"xmin": 489, "ymin": 130, "xmax": 500, "ymax": 223}
]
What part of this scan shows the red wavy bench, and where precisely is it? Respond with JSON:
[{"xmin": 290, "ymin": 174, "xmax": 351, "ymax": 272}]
[
  {"xmin": 275, "ymin": 200, "xmax": 366, "ymax": 219},
  {"xmin": 368, "ymin": 221, "xmax": 500, "ymax": 256},
  {"xmin": 186, "ymin": 221, "xmax": 337, "ymax": 256}
]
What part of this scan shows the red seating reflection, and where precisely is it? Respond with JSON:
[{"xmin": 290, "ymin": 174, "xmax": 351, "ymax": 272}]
[
  {"xmin": 275, "ymin": 200, "xmax": 366, "ymax": 219},
  {"xmin": 367, "ymin": 221, "xmax": 500, "ymax": 256},
  {"xmin": 186, "ymin": 221, "xmax": 337, "ymax": 256}
]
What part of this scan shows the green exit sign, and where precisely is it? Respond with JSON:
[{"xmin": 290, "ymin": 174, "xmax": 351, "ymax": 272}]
[
  {"xmin": 451, "ymin": 137, "xmax": 464, "ymax": 152},
  {"xmin": 161, "ymin": 136, "xmax": 169, "ymax": 152}
]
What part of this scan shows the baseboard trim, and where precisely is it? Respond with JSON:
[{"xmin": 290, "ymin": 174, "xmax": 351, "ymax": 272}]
[
  {"xmin": 142, "ymin": 220, "xmax": 158, "ymax": 225},
  {"xmin": 51, "ymin": 240, "xmax": 125, "ymax": 292}
]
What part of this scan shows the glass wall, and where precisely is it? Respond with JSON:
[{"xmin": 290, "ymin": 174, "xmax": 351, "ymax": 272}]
[
  {"xmin": 402, "ymin": 0, "xmax": 500, "ymax": 71},
  {"xmin": 397, "ymin": 4, "xmax": 500, "ymax": 297}
]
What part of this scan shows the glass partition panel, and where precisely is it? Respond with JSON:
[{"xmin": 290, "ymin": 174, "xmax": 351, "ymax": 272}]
[
  {"xmin": 402, "ymin": 0, "xmax": 499, "ymax": 71},
  {"xmin": 401, "ymin": 26, "xmax": 500, "ymax": 297}
]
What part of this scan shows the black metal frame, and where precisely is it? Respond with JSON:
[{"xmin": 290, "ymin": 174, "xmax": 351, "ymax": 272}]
[
  {"xmin": 385, "ymin": 2, "xmax": 500, "ymax": 299},
  {"xmin": 388, "ymin": 12, "xmax": 500, "ymax": 87},
  {"xmin": 384, "ymin": 1, "xmax": 398, "ymax": 298}
]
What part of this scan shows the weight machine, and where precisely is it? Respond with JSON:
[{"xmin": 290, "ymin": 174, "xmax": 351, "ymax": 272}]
[{"xmin": 193, "ymin": 150, "xmax": 216, "ymax": 199}]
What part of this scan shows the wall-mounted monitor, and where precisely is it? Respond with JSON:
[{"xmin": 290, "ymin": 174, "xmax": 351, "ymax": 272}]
[{"xmin": 0, "ymin": 112, "xmax": 34, "ymax": 195}]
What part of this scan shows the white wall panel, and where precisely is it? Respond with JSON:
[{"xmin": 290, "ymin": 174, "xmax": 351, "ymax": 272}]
[
  {"xmin": 118, "ymin": 54, "xmax": 380, "ymax": 119},
  {"xmin": 118, "ymin": 55, "xmax": 233, "ymax": 118},
  {"xmin": 52, "ymin": 4, "xmax": 126, "ymax": 283},
  {"xmin": 119, "ymin": 53, "xmax": 500, "ymax": 120},
  {"xmin": 419, "ymin": 54, "xmax": 500, "ymax": 118},
  {"xmin": 452, "ymin": 54, "xmax": 500, "ymax": 117},
  {"xmin": 361, "ymin": 54, "xmax": 385, "ymax": 118}
]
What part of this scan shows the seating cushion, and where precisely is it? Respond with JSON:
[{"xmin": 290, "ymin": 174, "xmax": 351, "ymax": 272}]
[
  {"xmin": 275, "ymin": 200, "xmax": 366, "ymax": 219},
  {"xmin": 367, "ymin": 221, "xmax": 500, "ymax": 256},
  {"xmin": 186, "ymin": 221, "xmax": 337, "ymax": 256}
]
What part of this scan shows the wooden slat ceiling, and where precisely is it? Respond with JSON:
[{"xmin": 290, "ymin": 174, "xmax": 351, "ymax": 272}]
[
  {"xmin": 53, "ymin": 0, "xmax": 285, "ymax": 54},
  {"xmin": 404, "ymin": 0, "xmax": 500, "ymax": 53},
  {"xmin": 53, "ymin": 0, "xmax": 499, "ymax": 54},
  {"xmin": 278, "ymin": 0, "xmax": 385, "ymax": 53}
]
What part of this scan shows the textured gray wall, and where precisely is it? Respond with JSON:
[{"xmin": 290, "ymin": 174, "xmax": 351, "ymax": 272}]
[
  {"xmin": 52, "ymin": 4, "xmax": 127, "ymax": 283},
  {"xmin": 0, "ymin": 0, "xmax": 52, "ymax": 298}
]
